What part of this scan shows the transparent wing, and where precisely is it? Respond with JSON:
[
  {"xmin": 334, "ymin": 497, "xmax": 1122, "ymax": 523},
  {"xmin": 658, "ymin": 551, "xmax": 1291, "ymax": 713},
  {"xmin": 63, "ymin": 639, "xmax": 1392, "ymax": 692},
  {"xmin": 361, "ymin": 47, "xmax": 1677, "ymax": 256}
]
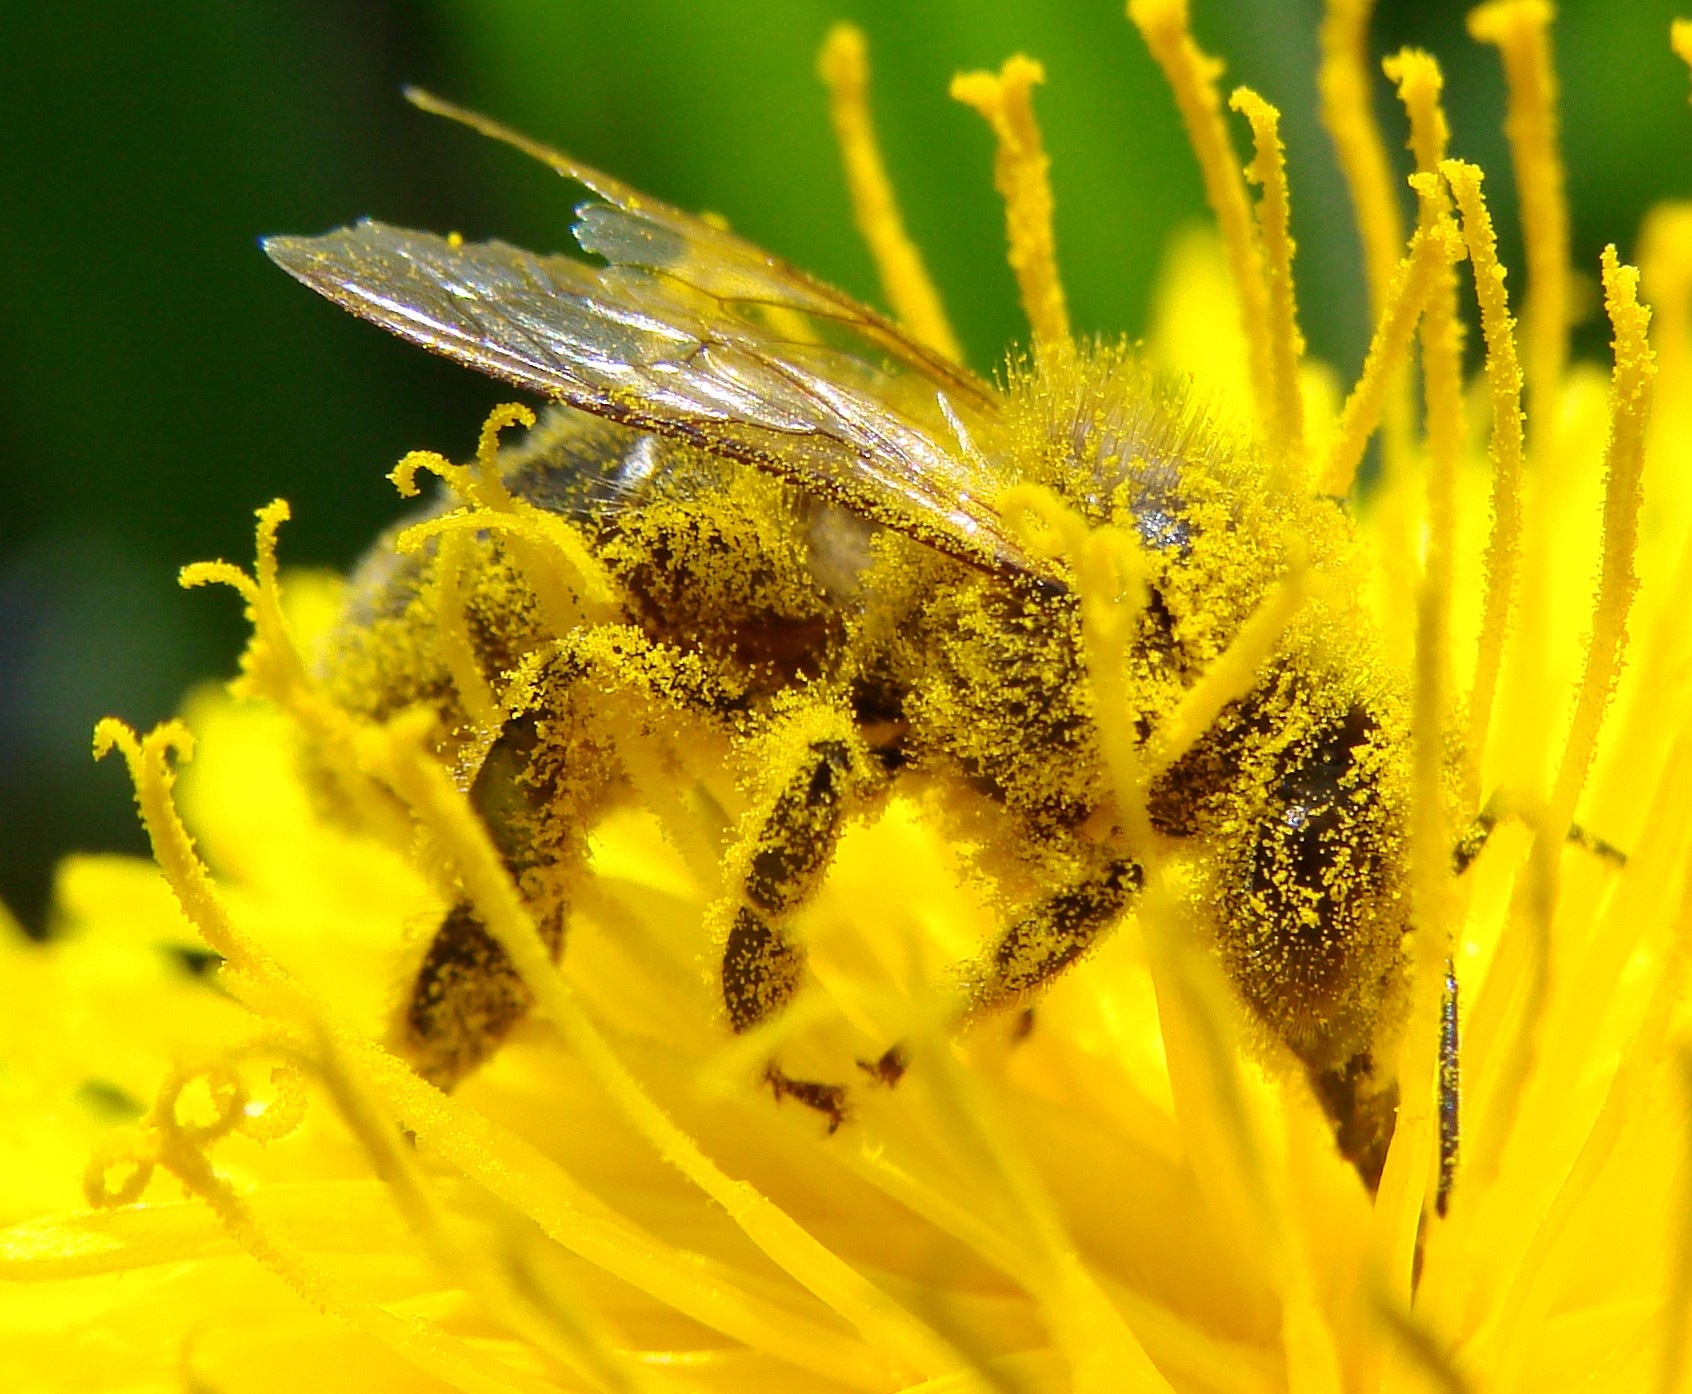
[
  {"xmin": 402, "ymin": 88, "xmax": 996, "ymax": 414},
  {"xmin": 265, "ymin": 95, "xmax": 1036, "ymax": 576}
]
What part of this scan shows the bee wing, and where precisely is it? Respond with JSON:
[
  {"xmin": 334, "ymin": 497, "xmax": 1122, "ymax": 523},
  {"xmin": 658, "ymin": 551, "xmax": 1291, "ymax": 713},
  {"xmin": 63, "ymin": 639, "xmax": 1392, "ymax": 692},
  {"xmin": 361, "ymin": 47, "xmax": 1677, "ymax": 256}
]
[
  {"xmin": 266, "ymin": 221, "xmax": 1033, "ymax": 576},
  {"xmin": 264, "ymin": 93, "xmax": 1040, "ymax": 576},
  {"xmin": 402, "ymin": 88, "xmax": 997, "ymax": 414}
]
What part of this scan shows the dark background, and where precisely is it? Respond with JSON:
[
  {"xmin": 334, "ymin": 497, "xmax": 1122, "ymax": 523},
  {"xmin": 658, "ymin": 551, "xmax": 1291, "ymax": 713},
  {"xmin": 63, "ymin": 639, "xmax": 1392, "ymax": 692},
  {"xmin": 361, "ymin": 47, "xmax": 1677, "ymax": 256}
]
[{"xmin": 4, "ymin": 0, "xmax": 1689, "ymax": 932}]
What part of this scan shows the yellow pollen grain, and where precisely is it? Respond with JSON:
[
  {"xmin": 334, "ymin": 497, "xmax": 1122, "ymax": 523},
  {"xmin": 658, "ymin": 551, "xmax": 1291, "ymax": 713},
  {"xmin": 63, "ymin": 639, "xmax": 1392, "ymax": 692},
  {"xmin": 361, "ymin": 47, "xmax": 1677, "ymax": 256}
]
[
  {"xmin": 1229, "ymin": 86, "xmax": 1308, "ymax": 481},
  {"xmin": 1006, "ymin": 484, "xmax": 1342, "ymax": 1394},
  {"xmin": 1001, "ymin": 483, "xmax": 1152, "ymax": 835},
  {"xmin": 90, "ymin": 721, "xmax": 291, "ymax": 1003},
  {"xmin": 951, "ymin": 56, "xmax": 1070, "ymax": 351},
  {"xmin": 1130, "ymin": 0, "xmax": 1276, "ymax": 437},
  {"xmin": 101, "ymin": 513, "xmax": 918, "ymax": 1389},
  {"xmin": 1319, "ymin": 225, "xmax": 1456, "ymax": 497},
  {"xmin": 1386, "ymin": 50, "xmax": 1465, "ymax": 844},
  {"xmin": 180, "ymin": 503, "xmax": 413, "ymax": 850},
  {"xmin": 1459, "ymin": 253, "xmax": 1653, "ymax": 1239},
  {"xmin": 1547, "ymin": 247, "xmax": 1653, "ymax": 836},
  {"xmin": 1392, "ymin": 53, "xmax": 1466, "ymax": 791},
  {"xmin": 1384, "ymin": 49, "xmax": 1451, "ymax": 179},
  {"xmin": 1469, "ymin": 1, "xmax": 1569, "ymax": 440},
  {"xmin": 818, "ymin": 23, "xmax": 963, "ymax": 363},
  {"xmin": 1443, "ymin": 160, "xmax": 1526, "ymax": 811}
]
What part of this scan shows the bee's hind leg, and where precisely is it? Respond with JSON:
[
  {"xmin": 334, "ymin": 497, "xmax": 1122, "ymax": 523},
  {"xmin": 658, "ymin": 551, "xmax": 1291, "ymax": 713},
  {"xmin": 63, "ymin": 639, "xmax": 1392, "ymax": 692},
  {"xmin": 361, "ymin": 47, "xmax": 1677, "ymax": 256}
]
[
  {"xmin": 402, "ymin": 712, "xmax": 575, "ymax": 1086},
  {"xmin": 721, "ymin": 735, "xmax": 862, "ymax": 1131},
  {"xmin": 401, "ymin": 653, "xmax": 618, "ymax": 1088}
]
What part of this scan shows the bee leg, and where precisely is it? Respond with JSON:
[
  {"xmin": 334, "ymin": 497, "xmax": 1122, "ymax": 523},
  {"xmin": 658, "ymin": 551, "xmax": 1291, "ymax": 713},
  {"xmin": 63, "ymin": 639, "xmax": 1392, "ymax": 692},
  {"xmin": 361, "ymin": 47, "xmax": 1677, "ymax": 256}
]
[
  {"xmin": 966, "ymin": 859, "xmax": 1143, "ymax": 1020},
  {"xmin": 1451, "ymin": 792, "xmax": 1629, "ymax": 874},
  {"xmin": 404, "ymin": 899, "xmax": 563, "ymax": 1088},
  {"xmin": 1433, "ymin": 798, "xmax": 1621, "ymax": 1208},
  {"xmin": 401, "ymin": 710, "xmax": 591, "ymax": 1088},
  {"xmin": 865, "ymin": 859, "xmax": 1142, "ymax": 1088},
  {"xmin": 1437, "ymin": 957, "xmax": 1459, "ymax": 1216},
  {"xmin": 722, "ymin": 738, "xmax": 857, "ymax": 1131},
  {"xmin": 1306, "ymin": 1054, "xmax": 1398, "ymax": 1194}
]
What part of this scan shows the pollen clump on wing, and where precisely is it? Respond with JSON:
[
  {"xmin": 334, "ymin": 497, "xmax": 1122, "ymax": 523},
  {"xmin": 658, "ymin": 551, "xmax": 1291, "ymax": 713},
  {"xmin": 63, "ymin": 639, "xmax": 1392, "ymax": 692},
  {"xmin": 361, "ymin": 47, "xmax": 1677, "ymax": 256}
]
[{"xmin": 3, "ymin": 4, "xmax": 1692, "ymax": 1394}]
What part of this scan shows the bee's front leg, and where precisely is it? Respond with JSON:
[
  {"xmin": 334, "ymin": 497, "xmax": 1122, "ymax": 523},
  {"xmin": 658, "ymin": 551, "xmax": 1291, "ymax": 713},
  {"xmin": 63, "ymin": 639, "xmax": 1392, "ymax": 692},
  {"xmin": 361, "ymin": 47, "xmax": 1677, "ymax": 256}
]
[
  {"xmin": 721, "ymin": 736, "xmax": 860, "ymax": 1130},
  {"xmin": 865, "ymin": 857, "xmax": 1142, "ymax": 1087}
]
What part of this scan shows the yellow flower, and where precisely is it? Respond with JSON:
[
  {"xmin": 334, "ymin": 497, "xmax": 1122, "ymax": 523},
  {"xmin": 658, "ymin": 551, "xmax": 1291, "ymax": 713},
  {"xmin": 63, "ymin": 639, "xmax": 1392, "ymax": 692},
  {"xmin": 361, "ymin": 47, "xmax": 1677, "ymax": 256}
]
[{"xmin": 4, "ymin": 3, "xmax": 1691, "ymax": 1392}]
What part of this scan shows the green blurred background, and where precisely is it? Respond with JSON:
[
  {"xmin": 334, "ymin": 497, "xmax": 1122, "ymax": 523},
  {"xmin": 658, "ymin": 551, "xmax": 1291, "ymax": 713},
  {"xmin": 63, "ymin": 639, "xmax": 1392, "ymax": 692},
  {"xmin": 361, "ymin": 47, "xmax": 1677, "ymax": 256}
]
[{"xmin": 4, "ymin": 0, "xmax": 1689, "ymax": 932}]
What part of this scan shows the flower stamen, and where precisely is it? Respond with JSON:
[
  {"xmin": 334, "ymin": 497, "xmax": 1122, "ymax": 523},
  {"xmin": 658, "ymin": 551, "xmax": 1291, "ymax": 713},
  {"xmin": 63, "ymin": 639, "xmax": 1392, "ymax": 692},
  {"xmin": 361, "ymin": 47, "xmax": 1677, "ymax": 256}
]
[
  {"xmin": 1355, "ymin": 53, "xmax": 1472, "ymax": 1294},
  {"xmin": 1443, "ymin": 159, "xmax": 1526, "ymax": 810},
  {"xmin": 1320, "ymin": 226, "xmax": 1459, "ymax": 498},
  {"xmin": 1450, "ymin": 249, "xmax": 1653, "ymax": 1316},
  {"xmin": 1130, "ymin": 0, "xmax": 1275, "ymax": 439},
  {"xmin": 1318, "ymin": 0, "xmax": 1409, "ymax": 322},
  {"xmin": 1230, "ymin": 87, "xmax": 1309, "ymax": 482},
  {"xmin": 951, "ymin": 56, "xmax": 1070, "ymax": 352},
  {"xmin": 1142, "ymin": 553, "xmax": 1310, "ymax": 784},
  {"xmin": 1318, "ymin": 0, "xmax": 1416, "ymax": 472},
  {"xmin": 1548, "ymin": 248, "xmax": 1652, "ymax": 834},
  {"xmin": 149, "ymin": 1060, "xmax": 548, "ymax": 1394},
  {"xmin": 818, "ymin": 24, "xmax": 963, "ymax": 363},
  {"xmin": 101, "ymin": 563, "xmax": 920, "ymax": 1387},
  {"xmin": 392, "ymin": 403, "xmax": 617, "ymax": 635},
  {"xmin": 1469, "ymin": 0, "xmax": 1570, "ymax": 437},
  {"xmin": 178, "ymin": 503, "xmax": 412, "ymax": 848}
]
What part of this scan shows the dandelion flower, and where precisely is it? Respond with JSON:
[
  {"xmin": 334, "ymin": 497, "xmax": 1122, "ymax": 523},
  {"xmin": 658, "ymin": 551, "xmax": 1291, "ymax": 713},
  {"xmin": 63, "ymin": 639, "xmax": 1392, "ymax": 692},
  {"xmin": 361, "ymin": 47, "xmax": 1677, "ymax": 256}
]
[{"xmin": 4, "ymin": 4, "xmax": 1691, "ymax": 1393}]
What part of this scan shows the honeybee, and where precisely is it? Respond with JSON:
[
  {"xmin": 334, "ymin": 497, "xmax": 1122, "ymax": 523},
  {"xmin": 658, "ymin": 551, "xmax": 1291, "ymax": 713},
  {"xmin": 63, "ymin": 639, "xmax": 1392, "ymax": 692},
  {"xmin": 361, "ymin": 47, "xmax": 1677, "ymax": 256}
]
[{"xmin": 267, "ymin": 96, "xmax": 1416, "ymax": 1192}]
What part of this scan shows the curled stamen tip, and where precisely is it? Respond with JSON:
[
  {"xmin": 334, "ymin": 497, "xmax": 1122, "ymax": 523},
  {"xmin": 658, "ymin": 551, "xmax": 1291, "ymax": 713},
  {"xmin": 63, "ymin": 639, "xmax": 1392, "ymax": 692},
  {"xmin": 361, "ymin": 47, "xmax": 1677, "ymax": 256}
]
[
  {"xmin": 389, "ymin": 448, "xmax": 454, "ymax": 498},
  {"xmin": 91, "ymin": 716, "xmax": 140, "ymax": 762}
]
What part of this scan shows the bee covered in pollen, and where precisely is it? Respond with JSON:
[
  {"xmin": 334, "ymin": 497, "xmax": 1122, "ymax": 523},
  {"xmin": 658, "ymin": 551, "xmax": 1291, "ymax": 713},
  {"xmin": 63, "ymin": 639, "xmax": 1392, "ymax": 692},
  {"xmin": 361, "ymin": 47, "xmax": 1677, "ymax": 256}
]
[{"xmin": 265, "ymin": 52, "xmax": 1423, "ymax": 1197}]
